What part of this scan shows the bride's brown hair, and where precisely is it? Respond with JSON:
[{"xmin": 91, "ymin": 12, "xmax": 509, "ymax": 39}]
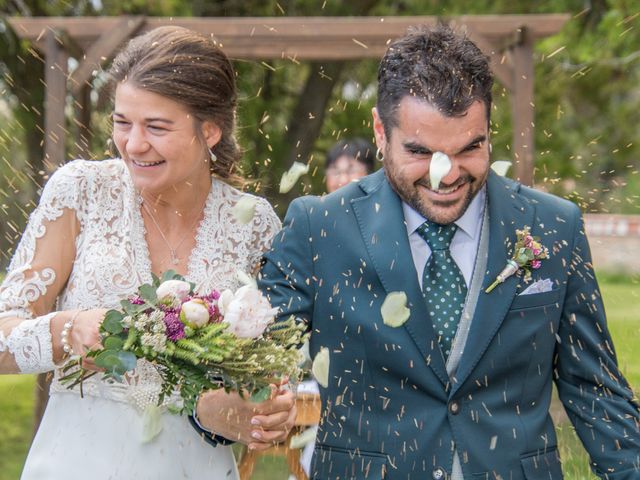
[{"xmin": 108, "ymin": 26, "xmax": 243, "ymax": 185}]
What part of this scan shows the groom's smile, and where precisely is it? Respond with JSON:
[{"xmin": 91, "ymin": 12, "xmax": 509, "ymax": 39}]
[{"xmin": 373, "ymin": 96, "xmax": 490, "ymax": 225}]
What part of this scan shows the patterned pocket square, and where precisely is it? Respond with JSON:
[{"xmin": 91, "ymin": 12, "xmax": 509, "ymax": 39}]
[{"xmin": 519, "ymin": 278, "xmax": 553, "ymax": 295}]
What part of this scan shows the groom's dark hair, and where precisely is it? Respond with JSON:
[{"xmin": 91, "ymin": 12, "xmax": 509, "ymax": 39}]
[{"xmin": 376, "ymin": 24, "xmax": 493, "ymax": 137}]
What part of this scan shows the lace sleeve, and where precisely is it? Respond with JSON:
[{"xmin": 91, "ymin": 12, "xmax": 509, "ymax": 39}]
[
  {"xmin": 247, "ymin": 197, "xmax": 282, "ymax": 270},
  {"xmin": 0, "ymin": 162, "xmax": 83, "ymax": 373}
]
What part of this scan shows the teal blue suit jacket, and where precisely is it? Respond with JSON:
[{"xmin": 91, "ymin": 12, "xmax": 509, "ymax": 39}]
[{"xmin": 259, "ymin": 170, "xmax": 640, "ymax": 479}]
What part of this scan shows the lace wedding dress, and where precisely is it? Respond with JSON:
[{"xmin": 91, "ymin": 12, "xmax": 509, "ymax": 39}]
[{"xmin": 0, "ymin": 159, "xmax": 281, "ymax": 479}]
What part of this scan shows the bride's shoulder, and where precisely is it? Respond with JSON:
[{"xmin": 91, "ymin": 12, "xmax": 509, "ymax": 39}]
[
  {"xmin": 48, "ymin": 158, "xmax": 125, "ymax": 186},
  {"xmin": 214, "ymin": 179, "xmax": 281, "ymax": 229}
]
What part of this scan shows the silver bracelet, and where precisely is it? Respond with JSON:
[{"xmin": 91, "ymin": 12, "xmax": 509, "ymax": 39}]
[{"xmin": 61, "ymin": 310, "xmax": 82, "ymax": 357}]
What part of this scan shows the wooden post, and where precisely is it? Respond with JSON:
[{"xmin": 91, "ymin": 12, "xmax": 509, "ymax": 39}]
[
  {"xmin": 510, "ymin": 26, "xmax": 535, "ymax": 186},
  {"xmin": 73, "ymin": 84, "xmax": 93, "ymax": 160},
  {"xmin": 44, "ymin": 29, "xmax": 69, "ymax": 172}
]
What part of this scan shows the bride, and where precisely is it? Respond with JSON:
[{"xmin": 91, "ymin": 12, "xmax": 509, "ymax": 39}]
[{"xmin": 0, "ymin": 26, "xmax": 294, "ymax": 479}]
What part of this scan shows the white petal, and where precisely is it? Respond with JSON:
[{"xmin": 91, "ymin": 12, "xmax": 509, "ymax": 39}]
[
  {"xmin": 491, "ymin": 161, "xmax": 512, "ymax": 177},
  {"xmin": 279, "ymin": 162, "xmax": 310, "ymax": 194},
  {"xmin": 311, "ymin": 347, "xmax": 330, "ymax": 388},
  {"xmin": 232, "ymin": 196, "xmax": 258, "ymax": 224},
  {"xmin": 381, "ymin": 291, "xmax": 410, "ymax": 328},
  {"xmin": 429, "ymin": 151, "xmax": 452, "ymax": 190},
  {"xmin": 236, "ymin": 270, "xmax": 258, "ymax": 288},
  {"xmin": 141, "ymin": 405, "xmax": 163, "ymax": 443}
]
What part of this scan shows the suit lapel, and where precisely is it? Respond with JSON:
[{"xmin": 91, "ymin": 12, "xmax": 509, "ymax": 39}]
[
  {"xmin": 450, "ymin": 172, "xmax": 535, "ymax": 395},
  {"xmin": 352, "ymin": 171, "xmax": 449, "ymax": 387}
]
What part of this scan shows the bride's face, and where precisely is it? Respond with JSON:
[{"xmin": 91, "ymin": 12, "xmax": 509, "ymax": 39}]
[{"xmin": 112, "ymin": 82, "xmax": 220, "ymax": 197}]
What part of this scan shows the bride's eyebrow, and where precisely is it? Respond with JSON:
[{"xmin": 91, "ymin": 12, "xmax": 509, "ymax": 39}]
[{"xmin": 111, "ymin": 112, "xmax": 174, "ymax": 124}]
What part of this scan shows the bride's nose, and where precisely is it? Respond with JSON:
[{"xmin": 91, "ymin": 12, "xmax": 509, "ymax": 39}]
[{"xmin": 125, "ymin": 126, "xmax": 151, "ymax": 155}]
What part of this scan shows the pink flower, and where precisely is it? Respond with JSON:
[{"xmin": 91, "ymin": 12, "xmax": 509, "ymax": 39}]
[
  {"xmin": 523, "ymin": 236, "xmax": 534, "ymax": 248},
  {"xmin": 531, "ymin": 259, "xmax": 542, "ymax": 269},
  {"xmin": 131, "ymin": 296, "xmax": 145, "ymax": 305},
  {"xmin": 533, "ymin": 248, "xmax": 541, "ymax": 256},
  {"xmin": 164, "ymin": 312, "xmax": 185, "ymax": 341}
]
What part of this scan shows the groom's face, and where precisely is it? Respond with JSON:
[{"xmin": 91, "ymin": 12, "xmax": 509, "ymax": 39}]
[{"xmin": 373, "ymin": 96, "xmax": 490, "ymax": 225}]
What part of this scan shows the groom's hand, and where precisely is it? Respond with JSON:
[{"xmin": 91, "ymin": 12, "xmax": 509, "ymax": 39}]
[{"xmin": 196, "ymin": 386, "xmax": 296, "ymax": 450}]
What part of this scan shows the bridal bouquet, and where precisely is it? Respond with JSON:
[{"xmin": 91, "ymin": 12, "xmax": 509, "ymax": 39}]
[{"xmin": 60, "ymin": 271, "xmax": 305, "ymax": 415}]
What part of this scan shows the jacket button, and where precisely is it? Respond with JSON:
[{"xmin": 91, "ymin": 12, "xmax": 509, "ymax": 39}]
[
  {"xmin": 449, "ymin": 400, "xmax": 460, "ymax": 415},
  {"xmin": 432, "ymin": 467, "xmax": 446, "ymax": 480}
]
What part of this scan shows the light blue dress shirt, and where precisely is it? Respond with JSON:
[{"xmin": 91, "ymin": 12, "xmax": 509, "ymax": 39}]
[{"xmin": 403, "ymin": 187, "xmax": 486, "ymax": 289}]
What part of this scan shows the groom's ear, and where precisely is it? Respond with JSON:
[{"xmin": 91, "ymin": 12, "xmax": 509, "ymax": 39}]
[{"xmin": 372, "ymin": 107, "xmax": 387, "ymax": 153}]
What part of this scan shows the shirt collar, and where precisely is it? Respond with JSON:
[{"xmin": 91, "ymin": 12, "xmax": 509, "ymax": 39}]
[{"xmin": 403, "ymin": 185, "xmax": 486, "ymax": 240}]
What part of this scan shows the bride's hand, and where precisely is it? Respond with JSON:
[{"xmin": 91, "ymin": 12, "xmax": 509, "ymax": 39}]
[
  {"xmin": 70, "ymin": 309, "xmax": 108, "ymax": 370},
  {"xmin": 196, "ymin": 386, "xmax": 296, "ymax": 450}
]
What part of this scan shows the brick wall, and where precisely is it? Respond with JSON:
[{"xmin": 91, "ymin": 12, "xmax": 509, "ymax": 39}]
[{"xmin": 584, "ymin": 214, "xmax": 640, "ymax": 274}]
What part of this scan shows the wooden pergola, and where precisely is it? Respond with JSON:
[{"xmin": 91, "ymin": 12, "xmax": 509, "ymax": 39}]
[{"xmin": 8, "ymin": 14, "xmax": 569, "ymax": 186}]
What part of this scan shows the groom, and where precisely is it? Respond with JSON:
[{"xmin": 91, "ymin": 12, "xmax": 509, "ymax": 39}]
[{"xmin": 256, "ymin": 25, "xmax": 639, "ymax": 479}]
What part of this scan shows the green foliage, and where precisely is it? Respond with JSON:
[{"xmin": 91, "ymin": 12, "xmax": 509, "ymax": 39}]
[{"xmin": 1, "ymin": 2, "xmax": 639, "ymax": 271}]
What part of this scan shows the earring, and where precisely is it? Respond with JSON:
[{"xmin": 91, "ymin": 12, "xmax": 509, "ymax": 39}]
[
  {"xmin": 375, "ymin": 148, "xmax": 384, "ymax": 162},
  {"xmin": 106, "ymin": 138, "xmax": 116, "ymax": 158},
  {"xmin": 209, "ymin": 149, "xmax": 217, "ymax": 163}
]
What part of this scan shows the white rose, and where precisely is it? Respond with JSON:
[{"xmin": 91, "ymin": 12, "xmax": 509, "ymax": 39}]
[
  {"xmin": 180, "ymin": 299, "xmax": 210, "ymax": 328},
  {"xmin": 156, "ymin": 279, "xmax": 191, "ymax": 302},
  {"xmin": 217, "ymin": 289, "xmax": 235, "ymax": 317},
  {"xmin": 222, "ymin": 285, "xmax": 278, "ymax": 338}
]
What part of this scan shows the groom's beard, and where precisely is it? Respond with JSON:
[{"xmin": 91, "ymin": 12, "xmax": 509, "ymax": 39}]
[{"xmin": 384, "ymin": 154, "xmax": 486, "ymax": 226}]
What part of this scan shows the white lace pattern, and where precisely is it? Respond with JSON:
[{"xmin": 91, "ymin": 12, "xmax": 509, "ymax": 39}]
[{"xmin": 0, "ymin": 159, "xmax": 281, "ymax": 411}]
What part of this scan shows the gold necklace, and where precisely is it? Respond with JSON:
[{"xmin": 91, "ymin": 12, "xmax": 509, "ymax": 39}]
[{"xmin": 141, "ymin": 198, "xmax": 206, "ymax": 266}]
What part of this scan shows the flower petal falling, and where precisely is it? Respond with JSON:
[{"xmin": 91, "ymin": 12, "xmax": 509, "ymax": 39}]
[
  {"xmin": 429, "ymin": 151, "xmax": 451, "ymax": 190},
  {"xmin": 279, "ymin": 162, "xmax": 309, "ymax": 194},
  {"xmin": 232, "ymin": 196, "xmax": 258, "ymax": 224},
  {"xmin": 491, "ymin": 161, "xmax": 512, "ymax": 177},
  {"xmin": 381, "ymin": 291, "xmax": 411, "ymax": 327},
  {"xmin": 312, "ymin": 347, "xmax": 330, "ymax": 388}
]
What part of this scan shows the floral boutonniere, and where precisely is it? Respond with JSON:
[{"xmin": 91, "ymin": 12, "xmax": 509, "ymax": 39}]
[{"xmin": 485, "ymin": 226, "xmax": 549, "ymax": 293}]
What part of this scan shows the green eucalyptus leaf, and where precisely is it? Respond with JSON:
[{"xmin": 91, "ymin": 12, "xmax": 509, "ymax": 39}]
[
  {"xmin": 139, "ymin": 284, "xmax": 158, "ymax": 303},
  {"xmin": 95, "ymin": 350, "xmax": 137, "ymax": 376},
  {"xmin": 104, "ymin": 336, "xmax": 125, "ymax": 351},
  {"xmin": 102, "ymin": 310, "xmax": 125, "ymax": 334},
  {"xmin": 161, "ymin": 270, "xmax": 183, "ymax": 282}
]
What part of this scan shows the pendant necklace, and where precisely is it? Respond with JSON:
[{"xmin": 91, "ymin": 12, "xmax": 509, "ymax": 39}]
[{"xmin": 141, "ymin": 197, "xmax": 206, "ymax": 266}]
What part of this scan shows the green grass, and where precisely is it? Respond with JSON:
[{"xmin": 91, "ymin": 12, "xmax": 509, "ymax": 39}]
[
  {"xmin": 0, "ymin": 375, "xmax": 37, "ymax": 480},
  {"xmin": 0, "ymin": 275, "xmax": 637, "ymax": 480}
]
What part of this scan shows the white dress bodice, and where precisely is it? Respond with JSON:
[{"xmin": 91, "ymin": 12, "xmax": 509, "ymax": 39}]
[{"xmin": 0, "ymin": 159, "xmax": 281, "ymax": 479}]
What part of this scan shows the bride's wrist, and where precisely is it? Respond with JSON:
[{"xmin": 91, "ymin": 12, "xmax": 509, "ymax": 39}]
[
  {"xmin": 52, "ymin": 310, "xmax": 81, "ymax": 363},
  {"xmin": 60, "ymin": 310, "xmax": 81, "ymax": 358}
]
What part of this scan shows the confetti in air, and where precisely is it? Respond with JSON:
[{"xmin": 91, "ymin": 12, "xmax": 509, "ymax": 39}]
[
  {"xmin": 279, "ymin": 162, "xmax": 310, "ymax": 193},
  {"xmin": 312, "ymin": 347, "xmax": 330, "ymax": 388},
  {"xmin": 430, "ymin": 152, "xmax": 451, "ymax": 190},
  {"xmin": 231, "ymin": 195, "xmax": 258, "ymax": 224},
  {"xmin": 381, "ymin": 291, "xmax": 411, "ymax": 327}
]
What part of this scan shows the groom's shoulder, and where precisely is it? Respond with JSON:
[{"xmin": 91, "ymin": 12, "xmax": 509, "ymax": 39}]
[
  {"xmin": 288, "ymin": 170, "xmax": 382, "ymax": 216},
  {"xmin": 493, "ymin": 173, "xmax": 580, "ymax": 221}
]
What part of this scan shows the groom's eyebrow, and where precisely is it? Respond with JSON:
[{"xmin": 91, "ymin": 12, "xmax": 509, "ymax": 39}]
[
  {"xmin": 456, "ymin": 134, "xmax": 487, "ymax": 154},
  {"xmin": 402, "ymin": 141, "xmax": 432, "ymax": 155}
]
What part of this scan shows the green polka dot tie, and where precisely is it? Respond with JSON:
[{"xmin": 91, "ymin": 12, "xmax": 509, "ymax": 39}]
[{"xmin": 417, "ymin": 222, "xmax": 467, "ymax": 360}]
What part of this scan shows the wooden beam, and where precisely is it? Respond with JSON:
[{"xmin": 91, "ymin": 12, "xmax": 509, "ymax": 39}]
[
  {"xmin": 510, "ymin": 27, "xmax": 535, "ymax": 186},
  {"xmin": 70, "ymin": 16, "xmax": 146, "ymax": 96},
  {"xmin": 458, "ymin": 24, "xmax": 514, "ymax": 91},
  {"xmin": 44, "ymin": 29, "xmax": 69, "ymax": 172},
  {"xmin": 8, "ymin": 15, "xmax": 571, "ymax": 60}
]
